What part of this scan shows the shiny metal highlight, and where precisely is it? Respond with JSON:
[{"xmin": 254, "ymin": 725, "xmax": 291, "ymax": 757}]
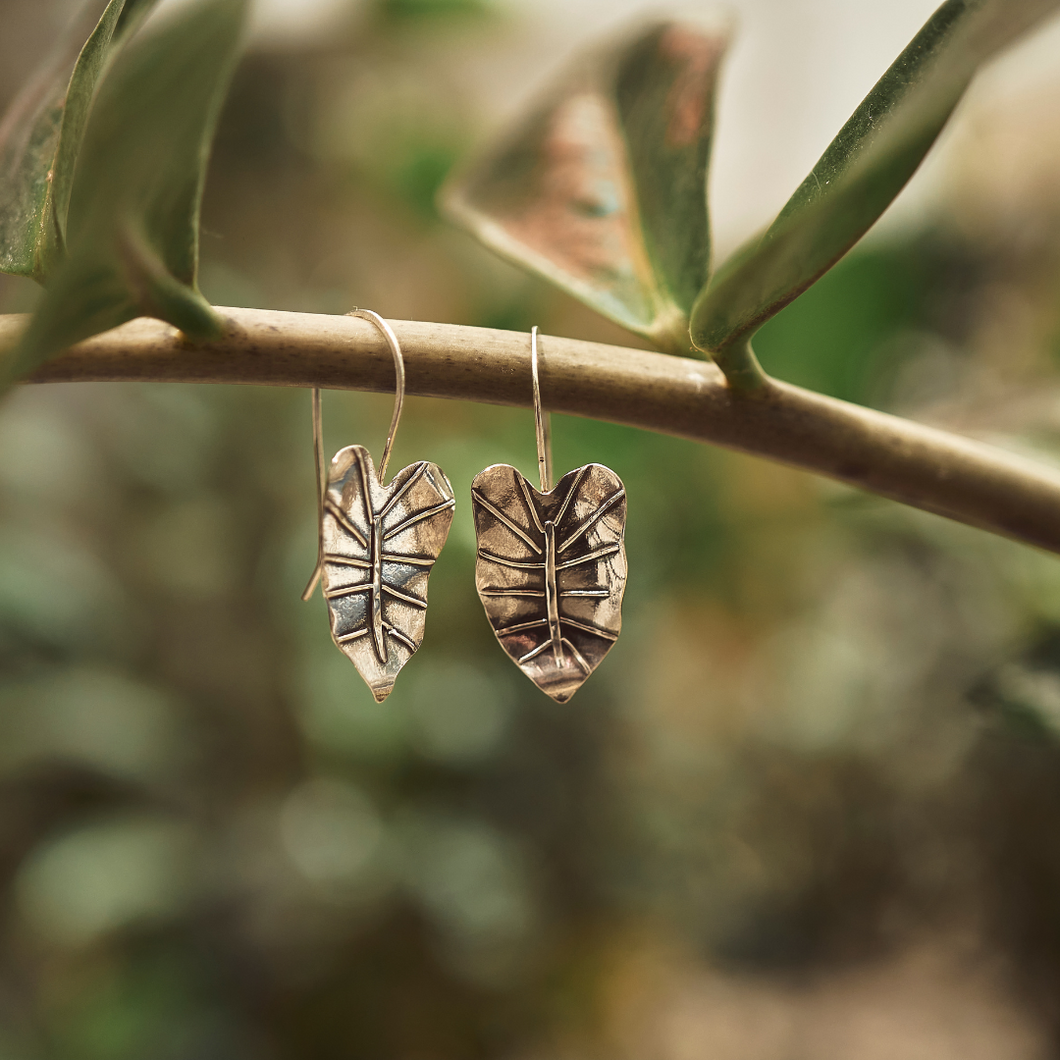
[
  {"xmin": 321, "ymin": 447, "xmax": 454, "ymax": 702},
  {"xmin": 472, "ymin": 328, "xmax": 627, "ymax": 701},
  {"xmin": 303, "ymin": 311, "xmax": 453, "ymax": 700},
  {"xmin": 301, "ymin": 386, "xmax": 326, "ymax": 602},
  {"xmin": 472, "ymin": 462, "xmax": 626, "ymax": 702},
  {"xmin": 303, "ymin": 310, "xmax": 408, "ymax": 601},
  {"xmin": 531, "ymin": 325, "xmax": 552, "ymax": 492},
  {"xmin": 349, "ymin": 308, "xmax": 405, "ymax": 485}
]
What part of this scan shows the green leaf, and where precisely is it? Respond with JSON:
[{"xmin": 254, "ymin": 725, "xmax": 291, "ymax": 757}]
[
  {"xmin": 379, "ymin": 0, "xmax": 493, "ymax": 20},
  {"xmin": 442, "ymin": 19, "xmax": 730, "ymax": 354},
  {"xmin": 9, "ymin": 0, "xmax": 248, "ymax": 382},
  {"xmin": 0, "ymin": 0, "xmax": 159, "ymax": 282},
  {"xmin": 691, "ymin": 0, "xmax": 1060, "ymax": 365}
]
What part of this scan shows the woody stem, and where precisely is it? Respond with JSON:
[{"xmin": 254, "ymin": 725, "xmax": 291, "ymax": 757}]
[{"xmin": 9, "ymin": 306, "xmax": 1060, "ymax": 557}]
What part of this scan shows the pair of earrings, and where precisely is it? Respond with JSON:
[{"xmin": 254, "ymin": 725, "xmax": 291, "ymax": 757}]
[{"xmin": 303, "ymin": 310, "xmax": 627, "ymax": 704}]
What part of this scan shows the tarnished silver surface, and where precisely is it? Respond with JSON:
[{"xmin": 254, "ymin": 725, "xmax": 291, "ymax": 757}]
[
  {"xmin": 472, "ymin": 462, "xmax": 626, "ymax": 702},
  {"xmin": 322, "ymin": 446, "xmax": 455, "ymax": 702}
]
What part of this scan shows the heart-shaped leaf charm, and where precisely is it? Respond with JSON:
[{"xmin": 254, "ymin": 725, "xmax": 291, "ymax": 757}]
[
  {"xmin": 321, "ymin": 446, "xmax": 455, "ymax": 702},
  {"xmin": 472, "ymin": 463, "xmax": 627, "ymax": 703}
]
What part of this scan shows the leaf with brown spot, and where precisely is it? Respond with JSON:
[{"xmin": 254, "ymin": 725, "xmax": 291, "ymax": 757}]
[{"xmin": 442, "ymin": 18, "xmax": 730, "ymax": 355}]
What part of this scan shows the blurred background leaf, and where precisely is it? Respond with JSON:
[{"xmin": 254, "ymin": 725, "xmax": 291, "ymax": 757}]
[
  {"xmin": 442, "ymin": 17, "xmax": 730, "ymax": 354},
  {"xmin": 379, "ymin": 0, "xmax": 493, "ymax": 20},
  {"xmin": 6, "ymin": 0, "xmax": 248, "ymax": 383},
  {"xmin": 691, "ymin": 0, "xmax": 1060, "ymax": 361}
]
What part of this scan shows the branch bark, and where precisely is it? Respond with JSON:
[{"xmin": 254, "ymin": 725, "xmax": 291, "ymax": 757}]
[{"xmin": 9, "ymin": 306, "xmax": 1060, "ymax": 556}]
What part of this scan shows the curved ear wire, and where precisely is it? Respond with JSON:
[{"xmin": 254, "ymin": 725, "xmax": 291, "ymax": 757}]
[
  {"xmin": 302, "ymin": 309, "xmax": 407, "ymax": 601},
  {"xmin": 531, "ymin": 325, "xmax": 553, "ymax": 493},
  {"xmin": 349, "ymin": 308, "xmax": 406, "ymax": 486},
  {"xmin": 302, "ymin": 386, "xmax": 326, "ymax": 601}
]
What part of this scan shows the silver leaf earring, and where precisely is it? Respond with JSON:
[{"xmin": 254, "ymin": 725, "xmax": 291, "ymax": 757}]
[
  {"xmin": 303, "ymin": 309, "xmax": 455, "ymax": 702},
  {"xmin": 471, "ymin": 327, "xmax": 627, "ymax": 702}
]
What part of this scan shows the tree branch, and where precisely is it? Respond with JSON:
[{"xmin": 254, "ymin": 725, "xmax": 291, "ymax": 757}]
[{"xmin": 9, "ymin": 306, "xmax": 1060, "ymax": 556}]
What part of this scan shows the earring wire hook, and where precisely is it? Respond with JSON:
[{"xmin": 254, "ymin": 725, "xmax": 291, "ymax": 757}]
[
  {"xmin": 302, "ymin": 385, "xmax": 327, "ymax": 601},
  {"xmin": 531, "ymin": 325, "xmax": 553, "ymax": 493},
  {"xmin": 351, "ymin": 308, "xmax": 406, "ymax": 486},
  {"xmin": 301, "ymin": 309, "xmax": 407, "ymax": 601}
]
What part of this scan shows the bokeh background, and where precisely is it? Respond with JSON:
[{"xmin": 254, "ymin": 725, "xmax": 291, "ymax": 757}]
[{"xmin": 2, "ymin": 0, "xmax": 1060, "ymax": 1057}]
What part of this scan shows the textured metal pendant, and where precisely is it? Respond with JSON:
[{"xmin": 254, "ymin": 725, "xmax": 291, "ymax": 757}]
[
  {"xmin": 472, "ymin": 462, "xmax": 626, "ymax": 702},
  {"xmin": 321, "ymin": 445, "xmax": 455, "ymax": 702}
]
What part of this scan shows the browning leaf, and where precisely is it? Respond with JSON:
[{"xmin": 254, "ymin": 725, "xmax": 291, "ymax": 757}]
[
  {"xmin": 472, "ymin": 463, "xmax": 627, "ymax": 703},
  {"xmin": 321, "ymin": 447, "xmax": 456, "ymax": 703},
  {"xmin": 442, "ymin": 19, "xmax": 730, "ymax": 354}
]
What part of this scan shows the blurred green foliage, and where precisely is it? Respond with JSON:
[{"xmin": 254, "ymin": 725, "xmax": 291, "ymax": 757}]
[
  {"xmin": 754, "ymin": 242, "xmax": 935, "ymax": 404},
  {"xmin": 379, "ymin": 0, "xmax": 494, "ymax": 21},
  {"xmin": 0, "ymin": 2, "xmax": 1060, "ymax": 1059}
]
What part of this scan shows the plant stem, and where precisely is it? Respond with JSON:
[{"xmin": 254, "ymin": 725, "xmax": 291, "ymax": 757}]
[
  {"xmin": 9, "ymin": 306, "xmax": 1060, "ymax": 556},
  {"xmin": 708, "ymin": 336, "xmax": 769, "ymax": 391}
]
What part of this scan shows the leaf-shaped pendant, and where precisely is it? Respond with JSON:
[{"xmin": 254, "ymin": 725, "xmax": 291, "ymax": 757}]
[
  {"xmin": 472, "ymin": 463, "xmax": 626, "ymax": 703},
  {"xmin": 321, "ymin": 446, "xmax": 455, "ymax": 702}
]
